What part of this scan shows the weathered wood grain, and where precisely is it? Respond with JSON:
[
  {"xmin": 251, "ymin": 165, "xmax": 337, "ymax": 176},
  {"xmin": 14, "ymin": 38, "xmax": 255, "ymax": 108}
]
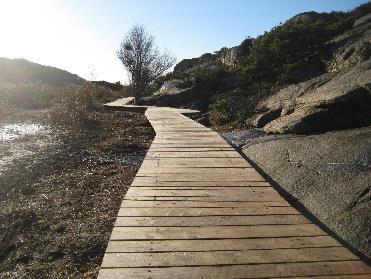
[{"xmin": 97, "ymin": 106, "xmax": 370, "ymax": 278}]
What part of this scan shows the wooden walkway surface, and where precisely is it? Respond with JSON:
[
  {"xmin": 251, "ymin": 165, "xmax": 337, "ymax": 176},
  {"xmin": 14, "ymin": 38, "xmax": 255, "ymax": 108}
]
[{"xmin": 98, "ymin": 105, "xmax": 370, "ymax": 278}]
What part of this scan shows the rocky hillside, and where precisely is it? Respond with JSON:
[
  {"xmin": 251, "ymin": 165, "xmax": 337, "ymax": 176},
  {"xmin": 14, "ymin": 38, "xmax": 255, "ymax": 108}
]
[
  {"xmin": 0, "ymin": 58, "xmax": 85, "ymax": 86},
  {"xmin": 144, "ymin": 2, "xmax": 371, "ymax": 132}
]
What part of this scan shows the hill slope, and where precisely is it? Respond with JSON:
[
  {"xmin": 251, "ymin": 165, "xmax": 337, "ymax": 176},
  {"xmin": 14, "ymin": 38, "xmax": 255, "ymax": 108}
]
[
  {"xmin": 0, "ymin": 58, "xmax": 85, "ymax": 86},
  {"xmin": 144, "ymin": 2, "xmax": 371, "ymax": 132}
]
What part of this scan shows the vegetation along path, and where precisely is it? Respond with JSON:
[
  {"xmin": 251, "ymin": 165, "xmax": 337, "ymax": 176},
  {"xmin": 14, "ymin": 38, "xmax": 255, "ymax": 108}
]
[{"xmin": 98, "ymin": 101, "xmax": 371, "ymax": 278}]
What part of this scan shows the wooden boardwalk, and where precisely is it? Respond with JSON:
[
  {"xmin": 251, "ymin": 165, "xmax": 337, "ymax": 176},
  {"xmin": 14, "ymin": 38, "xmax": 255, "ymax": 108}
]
[{"xmin": 98, "ymin": 105, "xmax": 370, "ymax": 278}]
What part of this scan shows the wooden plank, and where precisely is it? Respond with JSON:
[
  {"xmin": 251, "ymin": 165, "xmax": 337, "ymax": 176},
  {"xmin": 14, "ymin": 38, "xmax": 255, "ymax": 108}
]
[
  {"xmin": 120, "ymin": 200, "xmax": 290, "ymax": 208},
  {"xmin": 110, "ymin": 224, "xmax": 325, "ymax": 240},
  {"xmin": 105, "ymin": 236, "xmax": 340, "ymax": 252},
  {"xmin": 140, "ymin": 159, "xmax": 251, "ymax": 167},
  {"xmin": 148, "ymin": 147, "xmax": 235, "ymax": 152},
  {"xmin": 140, "ymin": 163, "xmax": 251, "ymax": 169},
  {"xmin": 148, "ymin": 146, "xmax": 234, "ymax": 150},
  {"xmin": 100, "ymin": 247, "xmax": 357, "ymax": 268},
  {"xmin": 150, "ymin": 129, "xmax": 211, "ymax": 133},
  {"xmin": 124, "ymin": 192, "xmax": 283, "ymax": 202},
  {"xmin": 153, "ymin": 137, "xmax": 226, "ymax": 140},
  {"xmin": 141, "ymin": 157, "xmax": 248, "ymax": 162},
  {"xmin": 146, "ymin": 151, "xmax": 241, "ymax": 158},
  {"xmin": 153, "ymin": 133, "xmax": 221, "ymax": 136},
  {"xmin": 131, "ymin": 181, "xmax": 271, "ymax": 187},
  {"xmin": 125, "ymin": 187, "xmax": 282, "ymax": 200},
  {"xmin": 150, "ymin": 143, "xmax": 232, "ymax": 146},
  {"xmin": 126, "ymin": 186, "xmax": 280, "ymax": 196},
  {"xmin": 152, "ymin": 139, "xmax": 227, "ymax": 143},
  {"xmin": 136, "ymin": 168, "xmax": 256, "ymax": 175},
  {"xmin": 124, "ymin": 196, "xmax": 283, "ymax": 201},
  {"xmin": 118, "ymin": 206, "xmax": 299, "ymax": 217},
  {"xmin": 150, "ymin": 142, "xmax": 230, "ymax": 146},
  {"xmin": 98, "ymin": 261, "xmax": 371, "ymax": 279},
  {"xmin": 113, "ymin": 215, "xmax": 311, "ymax": 227},
  {"xmin": 153, "ymin": 135, "xmax": 221, "ymax": 138},
  {"xmin": 134, "ymin": 173, "xmax": 266, "ymax": 182},
  {"xmin": 127, "ymin": 186, "xmax": 273, "ymax": 191},
  {"xmin": 103, "ymin": 97, "xmax": 134, "ymax": 107}
]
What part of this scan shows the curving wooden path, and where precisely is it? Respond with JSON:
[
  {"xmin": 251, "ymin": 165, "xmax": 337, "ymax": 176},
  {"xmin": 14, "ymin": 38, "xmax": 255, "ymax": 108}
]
[{"xmin": 98, "ymin": 104, "xmax": 370, "ymax": 278}]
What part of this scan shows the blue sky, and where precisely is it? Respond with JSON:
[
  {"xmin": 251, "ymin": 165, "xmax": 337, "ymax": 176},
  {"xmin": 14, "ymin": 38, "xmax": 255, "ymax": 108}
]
[{"xmin": 0, "ymin": 0, "xmax": 368, "ymax": 82}]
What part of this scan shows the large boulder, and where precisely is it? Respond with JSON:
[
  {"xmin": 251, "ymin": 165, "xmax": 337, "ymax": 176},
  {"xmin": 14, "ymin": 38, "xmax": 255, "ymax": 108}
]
[
  {"xmin": 263, "ymin": 107, "xmax": 328, "ymax": 134},
  {"xmin": 155, "ymin": 80, "xmax": 191, "ymax": 95},
  {"xmin": 251, "ymin": 108, "xmax": 282, "ymax": 128},
  {"xmin": 252, "ymin": 59, "xmax": 371, "ymax": 134},
  {"xmin": 241, "ymin": 126, "xmax": 371, "ymax": 258}
]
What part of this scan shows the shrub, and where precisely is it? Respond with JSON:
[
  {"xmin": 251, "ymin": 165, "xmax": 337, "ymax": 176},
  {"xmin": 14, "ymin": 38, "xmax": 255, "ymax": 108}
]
[
  {"xmin": 240, "ymin": 11, "xmax": 355, "ymax": 86},
  {"xmin": 0, "ymin": 82, "xmax": 59, "ymax": 110},
  {"xmin": 120, "ymin": 84, "xmax": 134, "ymax": 97},
  {"xmin": 208, "ymin": 82, "xmax": 274, "ymax": 128},
  {"xmin": 209, "ymin": 97, "xmax": 234, "ymax": 126},
  {"xmin": 48, "ymin": 83, "xmax": 111, "ymax": 127},
  {"xmin": 0, "ymin": 102, "xmax": 10, "ymax": 118}
]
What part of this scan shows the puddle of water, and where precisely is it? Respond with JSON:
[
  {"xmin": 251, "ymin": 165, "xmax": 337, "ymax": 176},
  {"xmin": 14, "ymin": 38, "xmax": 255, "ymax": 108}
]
[
  {"xmin": 0, "ymin": 123, "xmax": 46, "ymax": 141},
  {"xmin": 0, "ymin": 122, "xmax": 52, "ymax": 173}
]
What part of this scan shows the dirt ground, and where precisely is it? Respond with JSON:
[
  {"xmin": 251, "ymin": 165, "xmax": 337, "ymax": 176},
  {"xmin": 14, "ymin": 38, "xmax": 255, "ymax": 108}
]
[{"xmin": 0, "ymin": 110, "xmax": 154, "ymax": 278}]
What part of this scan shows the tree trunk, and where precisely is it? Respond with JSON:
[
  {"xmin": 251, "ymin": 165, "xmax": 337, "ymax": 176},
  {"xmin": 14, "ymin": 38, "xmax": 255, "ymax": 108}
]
[{"xmin": 132, "ymin": 78, "xmax": 139, "ymax": 104}]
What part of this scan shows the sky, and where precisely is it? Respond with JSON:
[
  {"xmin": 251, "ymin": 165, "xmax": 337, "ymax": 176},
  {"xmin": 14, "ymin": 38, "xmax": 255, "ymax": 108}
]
[{"xmin": 0, "ymin": 0, "xmax": 368, "ymax": 83}]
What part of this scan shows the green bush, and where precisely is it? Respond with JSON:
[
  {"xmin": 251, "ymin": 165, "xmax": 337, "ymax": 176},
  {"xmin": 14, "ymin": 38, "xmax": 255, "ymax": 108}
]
[
  {"xmin": 240, "ymin": 10, "xmax": 358, "ymax": 86},
  {"xmin": 209, "ymin": 97, "xmax": 234, "ymax": 126},
  {"xmin": 208, "ymin": 82, "xmax": 274, "ymax": 129}
]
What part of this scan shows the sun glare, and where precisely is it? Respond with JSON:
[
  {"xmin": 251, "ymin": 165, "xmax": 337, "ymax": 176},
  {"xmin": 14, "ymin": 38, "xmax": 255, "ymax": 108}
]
[
  {"xmin": 0, "ymin": 1, "xmax": 58, "ymax": 58},
  {"xmin": 0, "ymin": 0, "xmax": 125, "ymax": 82}
]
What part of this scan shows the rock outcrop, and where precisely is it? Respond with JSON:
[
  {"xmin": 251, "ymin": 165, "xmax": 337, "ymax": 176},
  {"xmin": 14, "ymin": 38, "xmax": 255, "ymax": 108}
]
[
  {"xmin": 328, "ymin": 14, "xmax": 371, "ymax": 72},
  {"xmin": 174, "ymin": 53, "xmax": 217, "ymax": 73},
  {"xmin": 249, "ymin": 59, "xmax": 371, "ymax": 134},
  {"xmin": 155, "ymin": 80, "xmax": 191, "ymax": 95},
  {"xmin": 217, "ymin": 47, "xmax": 239, "ymax": 67},
  {"xmin": 246, "ymin": 10, "xmax": 371, "ymax": 135},
  {"xmin": 174, "ymin": 46, "xmax": 240, "ymax": 74},
  {"xmin": 240, "ymin": 127, "xmax": 371, "ymax": 259}
]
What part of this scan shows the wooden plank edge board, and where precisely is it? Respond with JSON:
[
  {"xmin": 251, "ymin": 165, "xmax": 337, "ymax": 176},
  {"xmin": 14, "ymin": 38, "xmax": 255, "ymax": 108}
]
[{"xmin": 98, "ymin": 261, "xmax": 371, "ymax": 279}]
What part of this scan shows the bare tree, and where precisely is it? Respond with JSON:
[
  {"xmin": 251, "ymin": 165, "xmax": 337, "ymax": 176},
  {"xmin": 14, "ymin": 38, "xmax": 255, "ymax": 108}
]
[{"xmin": 117, "ymin": 25, "xmax": 176, "ymax": 102}]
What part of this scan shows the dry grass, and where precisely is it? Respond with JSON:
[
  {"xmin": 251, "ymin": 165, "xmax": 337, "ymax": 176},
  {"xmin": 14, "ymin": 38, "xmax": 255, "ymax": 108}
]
[
  {"xmin": 48, "ymin": 83, "xmax": 115, "ymax": 127},
  {"xmin": 0, "ymin": 82, "xmax": 60, "ymax": 110},
  {"xmin": 0, "ymin": 82, "xmax": 120, "ymax": 125},
  {"xmin": 0, "ymin": 110, "xmax": 155, "ymax": 278}
]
